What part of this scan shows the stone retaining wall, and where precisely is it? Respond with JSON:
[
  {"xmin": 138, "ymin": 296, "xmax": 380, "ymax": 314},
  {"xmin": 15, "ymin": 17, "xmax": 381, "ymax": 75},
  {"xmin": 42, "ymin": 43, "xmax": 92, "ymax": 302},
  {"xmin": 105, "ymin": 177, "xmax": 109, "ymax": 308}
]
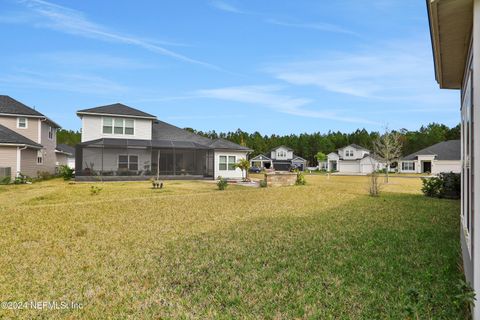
[{"xmin": 265, "ymin": 172, "xmax": 297, "ymax": 187}]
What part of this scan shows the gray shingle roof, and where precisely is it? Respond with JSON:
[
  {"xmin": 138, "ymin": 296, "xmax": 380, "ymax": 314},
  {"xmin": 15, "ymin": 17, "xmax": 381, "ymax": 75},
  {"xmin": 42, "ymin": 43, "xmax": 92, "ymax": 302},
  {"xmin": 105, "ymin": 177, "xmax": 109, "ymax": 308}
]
[
  {"xmin": 208, "ymin": 138, "xmax": 252, "ymax": 151},
  {"xmin": 403, "ymin": 140, "xmax": 461, "ymax": 161},
  {"xmin": 77, "ymin": 103, "xmax": 157, "ymax": 119},
  {"xmin": 56, "ymin": 144, "xmax": 75, "ymax": 156},
  {"xmin": 0, "ymin": 95, "xmax": 45, "ymax": 117},
  {"xmin": 0, "ymin": 124, "xmax": 42, "ymax": 147},
  {"xmin": 152, "ymin": 120, "xmax": 213, "ymax": 145}
]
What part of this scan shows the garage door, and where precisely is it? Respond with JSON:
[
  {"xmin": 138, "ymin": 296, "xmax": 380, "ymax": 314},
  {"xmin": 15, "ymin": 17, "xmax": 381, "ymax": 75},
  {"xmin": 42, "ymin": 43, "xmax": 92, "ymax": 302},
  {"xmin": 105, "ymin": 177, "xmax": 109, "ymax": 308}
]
[
  {"xmin": 340, "ymin": 162, "xmax": 360, "ymax": 173},
  {"xmin": 274, "ymin": 163, "xmax": 291, "ymax": 171},
  {"xmin": 361, "ymin": 164, "xmax": 375, "ymax": 173}
]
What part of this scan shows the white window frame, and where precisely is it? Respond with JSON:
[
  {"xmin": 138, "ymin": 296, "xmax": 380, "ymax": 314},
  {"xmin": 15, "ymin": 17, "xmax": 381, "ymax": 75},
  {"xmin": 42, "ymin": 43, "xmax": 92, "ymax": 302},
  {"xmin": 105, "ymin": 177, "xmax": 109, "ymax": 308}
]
[
  {"xmin": 48, "ymin": 126, "xmax": 54, "ymax": 140},
  {"xmin": 228, "ymin": 156, "xmax": 236, "ymax": 171},
  {"xmin": 346, "ymin": 149, "xmax": 354, "ymax": 157},
  {"xmin": 401, "ymin": 161, "xmax": 415, "ymax": 171},
  {"xmin": 117, "ymin": 154, "xmax": 139, "ymax": 171},
  {"xmin": 103, "ymin": 117, "xmax": 135, "ymax": 136},
  {"xmin": 17, "ymin": 117, "xmax": 28, "ymax": 129},
  {"xmin": 36, "ymin": 150, "xmax": 43, "ymax": 165},
  {"xmin": 219, "ymin": 156, "xmax": 227, "ymax": 171}
]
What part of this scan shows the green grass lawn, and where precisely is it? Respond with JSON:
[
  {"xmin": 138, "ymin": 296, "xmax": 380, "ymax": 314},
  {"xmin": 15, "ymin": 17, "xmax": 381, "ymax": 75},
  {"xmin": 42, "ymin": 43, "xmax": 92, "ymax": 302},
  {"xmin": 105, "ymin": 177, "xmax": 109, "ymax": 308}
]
[{"xmin": 0, "ymin": 176, "xmax": 466, "ymax": 319}]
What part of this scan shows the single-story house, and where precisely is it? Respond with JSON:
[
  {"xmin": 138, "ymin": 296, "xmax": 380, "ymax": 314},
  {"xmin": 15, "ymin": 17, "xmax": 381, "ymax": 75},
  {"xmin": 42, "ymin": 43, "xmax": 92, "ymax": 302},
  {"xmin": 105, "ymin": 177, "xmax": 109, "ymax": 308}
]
[
  {"xmin": 75, "ymin": 103, "xmax": 252, "ymax": 180},
  {"xmin": 398, "ymin": 140, "xmax": 461, "ymax": 174},
  {"xmin": 327, "ymin": 143, "xmax": 385, "ymax": 174}
]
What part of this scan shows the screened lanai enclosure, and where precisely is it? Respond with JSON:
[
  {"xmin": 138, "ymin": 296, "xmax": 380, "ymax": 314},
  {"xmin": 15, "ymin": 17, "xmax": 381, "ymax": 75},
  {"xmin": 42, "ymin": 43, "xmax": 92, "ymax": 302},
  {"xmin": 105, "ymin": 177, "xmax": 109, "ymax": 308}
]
[{"xmin": 75, "ymin": 139, "xmax": 214, "ymax": 180}]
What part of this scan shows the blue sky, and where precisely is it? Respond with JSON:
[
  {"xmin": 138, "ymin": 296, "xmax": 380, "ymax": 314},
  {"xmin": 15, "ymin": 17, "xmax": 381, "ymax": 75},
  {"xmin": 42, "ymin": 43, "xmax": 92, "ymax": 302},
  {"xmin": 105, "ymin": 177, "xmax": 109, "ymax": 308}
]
[{"xmin": 0, "ymin": 0, "xmax": 459, "ymax": 134}]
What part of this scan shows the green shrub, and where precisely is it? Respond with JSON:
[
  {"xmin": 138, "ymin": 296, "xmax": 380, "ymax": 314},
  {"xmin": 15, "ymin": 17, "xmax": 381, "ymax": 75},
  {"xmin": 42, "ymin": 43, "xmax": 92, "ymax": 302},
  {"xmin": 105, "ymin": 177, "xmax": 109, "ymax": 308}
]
[
  {"xmin": 295, "ymin": 171, "xmax": 306, "ymax": 185},
  {"xmin": 259, "ymin": 179, "xmax": 267, "ymax": 188},
  {"xmin": 421, "ymin": 172, "xmax": 460, "ymax": 199},
  {"xmin": 0, "ymin": 176, "xmax": 11, "ymax": 185},
  {"xmin": 217, "ymin": 177, "xmax": 228, "ymax": 190},
  {"xmin": 13, "ymin": 174, "xmax": 29, "ymax": 184},
  {"xmin": 58, "ymin": 165, "xmax": 74, "ymax": 181}
]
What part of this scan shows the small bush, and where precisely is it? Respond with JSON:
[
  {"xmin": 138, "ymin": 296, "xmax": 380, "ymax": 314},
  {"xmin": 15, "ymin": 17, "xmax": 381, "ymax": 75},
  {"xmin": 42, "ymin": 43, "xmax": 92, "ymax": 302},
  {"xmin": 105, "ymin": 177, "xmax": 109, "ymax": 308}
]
[
  {"xmin": 36, "ymin": 171, "xmax": 55, "ymax": 181},
  {"xmin": 217, "ymin": 177, "xmax": 228, "ymax": 190},
  {"xmin": 0, "ymin": 176, "xmax": 11, "ymax": 185},
  {"xmin": 58, "ymin": 165, "xmax": 74, "ymax": 181},
  {"xmin": 421, "ymin": 172, "xmax": 460, "ymax": 199},
  {"xmin": 259, "ymin": 179, "xmax": 267, "ymax": 188},
  {"xmin": 295, "ymin": 171, "xmax": 306, "ymax": 185},
  {"xmin": 13, "ymin": 174, "xmax": 29, "ymax": 184},
  {"xmin": 90, "ymin": 185, "xmax": 103, "ymax": 196}
]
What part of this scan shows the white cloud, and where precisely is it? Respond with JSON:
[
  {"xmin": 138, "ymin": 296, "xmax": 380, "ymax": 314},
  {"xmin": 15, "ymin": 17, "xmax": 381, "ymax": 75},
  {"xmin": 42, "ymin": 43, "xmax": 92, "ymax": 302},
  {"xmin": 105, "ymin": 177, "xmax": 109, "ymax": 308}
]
[
  {"xmin": 195, "ymin": 85, "xmax": 378, "ymax": 124},
  {"xmin": 266, "ymin": 19, "xmax": 357, "ymax": 36},
  {"xmin": 0, "ymin": 69, "xmax": 129, "ymax": 94},
  {"xmin": 12, "ymin": 0, "xmax": 219, "ymax": 69},
  {"xmin": 265, "ymin": 40, "xmax": 458, "ymax": 109},
  {"xmin": 208, "ymin": 0, "xmax": 245, "ymax": 14}
]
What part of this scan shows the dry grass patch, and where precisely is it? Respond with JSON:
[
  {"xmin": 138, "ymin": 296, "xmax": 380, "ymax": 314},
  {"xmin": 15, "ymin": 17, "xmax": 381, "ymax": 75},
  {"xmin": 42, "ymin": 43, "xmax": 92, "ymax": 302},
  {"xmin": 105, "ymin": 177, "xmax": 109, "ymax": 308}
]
[{"xmin": 0, "ymin": 176, "xmax": 466, "ymax": 319}]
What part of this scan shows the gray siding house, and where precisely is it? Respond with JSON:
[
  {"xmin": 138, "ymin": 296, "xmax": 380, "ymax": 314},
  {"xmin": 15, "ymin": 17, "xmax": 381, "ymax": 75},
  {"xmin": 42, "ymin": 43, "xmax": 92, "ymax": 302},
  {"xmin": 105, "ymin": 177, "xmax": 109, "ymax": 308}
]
[
  {"xmin": 0, "ymin": 95, "xmax": 61, "ymax": 179},
  {"xmin": 75, "ymin": 103, "xmax": 251, "ymax": 180}
]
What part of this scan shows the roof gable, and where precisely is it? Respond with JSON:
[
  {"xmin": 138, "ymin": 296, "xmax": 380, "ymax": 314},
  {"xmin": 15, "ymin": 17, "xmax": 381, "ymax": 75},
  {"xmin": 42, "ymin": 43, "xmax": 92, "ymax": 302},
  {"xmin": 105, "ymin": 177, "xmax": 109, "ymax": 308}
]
[
  {"xmin": 338, "ymin": 143, "xmax": 369, "ymax": 151},
  {"xmin": 271, "ymin": 145, "xmax": 294, "ymax": 152},
  {"xmin": 250, "ymin": 154, "xmax": 272, "ymax": 161},
  {"xmin": 0, "ymin": 95, "xmax": 46, "ymax": 117},
  {"xmin": 77, "ymin": 103, "xmax": 157, "ymax": 119}
]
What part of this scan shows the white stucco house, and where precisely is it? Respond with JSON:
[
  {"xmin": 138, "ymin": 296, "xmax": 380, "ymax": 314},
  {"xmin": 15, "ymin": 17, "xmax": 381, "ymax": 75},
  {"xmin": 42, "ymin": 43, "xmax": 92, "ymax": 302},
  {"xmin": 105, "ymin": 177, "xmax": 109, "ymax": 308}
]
[
  {"xmin": 250, "ymin": 145, "xmax": 307, "ymax": 171},
  {"xmin": 75, "ymin": 103, "xmax": 251, "ymax": 180},
  {"xmin": 327, "ymin": 144, "xmax": 385, "ymax": 174},
  {"xmin": 426, "ymin": 0, "xmax": 479, "ymax": 317},
  {"xmin": 398, "ymin": 140, "xmax": 461, "ymax": 174}
]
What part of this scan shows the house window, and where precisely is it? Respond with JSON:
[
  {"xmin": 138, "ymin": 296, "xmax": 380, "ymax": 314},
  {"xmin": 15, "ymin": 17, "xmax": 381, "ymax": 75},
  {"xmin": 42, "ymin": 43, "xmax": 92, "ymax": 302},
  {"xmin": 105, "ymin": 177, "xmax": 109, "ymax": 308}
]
[
  {"xmin": 48, "ymin": 126, "xmax": 54, "ymax": 140},
  {"xmin": 37, "ymin": 150, "xmax": 43, "ymax": 165},
  {"xmin": 277, "ymin": 150, "xmax": 286, "ymax": 158},
  {"xmin": 402, "ymin": 161, "xmax": 415, "ymax": 171},
  {"xmin": 228, "ymin": 156, "xmax": 236, "ymax": 170},
  {"xmin": 103, "ymin": 117, "xmax": 113, "ymax": 134},
  {"xmin": 17, "ymin": 117, "xmax": 28, "ymax": 129},
  {"xmin": 219, "ymin": 156, "xmax": 227, "ymax": 170},
  {"xmin": 346, "ymin": 150, "xmax": 354, "ymax": 157},
  {"xmin": 461, "ymin": 63, "xmax": 474, "ymax": 243},
  {"xmin": 125, "ymin": 119, "xmax": 134, "ymax": 135},
  {"xmin": 103, "ymin": 117, "xmax": 135, "ymax": 135},
  {"xmin": 114, "ymin": 118, "xmax": 124, "ymax": 134},
  {"xmin": 118, "ymin": 155, "xmax": 139, "ymax": 171}
]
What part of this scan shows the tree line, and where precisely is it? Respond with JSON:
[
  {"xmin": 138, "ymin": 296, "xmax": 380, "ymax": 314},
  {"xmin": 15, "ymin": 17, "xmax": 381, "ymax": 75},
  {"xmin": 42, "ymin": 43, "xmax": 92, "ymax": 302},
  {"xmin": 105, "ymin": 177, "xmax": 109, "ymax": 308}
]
[{"xmin": 57, "ymin": 122, "xmax": 460, "ymax": 165}]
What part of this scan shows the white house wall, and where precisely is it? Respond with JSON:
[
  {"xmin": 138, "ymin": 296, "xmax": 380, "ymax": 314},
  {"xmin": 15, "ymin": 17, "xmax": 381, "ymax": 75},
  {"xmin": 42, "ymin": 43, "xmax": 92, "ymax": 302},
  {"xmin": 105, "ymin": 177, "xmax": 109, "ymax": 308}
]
[
  {"xmin": 270, "ymin": 147, "xmax": 293, "ymax": 160},
  {"xmin": 81, "ymin": 115, "xmax": 153, "ymax": 142},
  {"xmin": 214, "ymin": 151, "xmax": 247, "ymax": 179},
  {"xmin": 432, "ymin": 161, "xmax": 461, "ymax": 174}
]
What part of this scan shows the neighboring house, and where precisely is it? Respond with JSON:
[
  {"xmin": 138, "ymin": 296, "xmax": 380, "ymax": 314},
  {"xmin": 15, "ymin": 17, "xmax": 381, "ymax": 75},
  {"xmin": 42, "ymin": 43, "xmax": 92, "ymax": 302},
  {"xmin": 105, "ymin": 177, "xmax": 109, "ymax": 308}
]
[
  {"xmin": 0, "ymin": 95, "xmax": 61, "ymax": 179},
  {"xmin": 398, "ymin": 140, "xmax": 461, "ymax": 174},
  {"xmin": 250, "ymin": 154, "xmax": 273, "ymax": 170},
  {"xmin": 327, "ymin": 144, "xmax": 385, "ymax": 174},
  {"xmin": 55, "ymin": 144, "xmax": 75, "ymax": 169},
  {"xmin": 270, "ymin": 145, "xmax": 307, "ymax": 171},
  {"xmin": 426, "ymin": 1, "xmax": 480, "ymax": 318},
  {"xmin": 75, "ymin": 103, "xmax": 251, "ymax": 180}
]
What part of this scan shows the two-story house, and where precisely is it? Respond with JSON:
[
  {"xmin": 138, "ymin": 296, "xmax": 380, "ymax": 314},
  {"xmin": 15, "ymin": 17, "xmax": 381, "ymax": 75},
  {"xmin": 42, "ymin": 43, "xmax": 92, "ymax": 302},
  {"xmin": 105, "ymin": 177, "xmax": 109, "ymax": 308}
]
[
  {"xmin": 75, "ymin": 103, "xmax": 251, "ymax": 180},
  {"xmin": 327, "ymin": 144, "xmax": 385, "ymax": 174},
  {"xmin": 0, "ymin": 95, "xmax": 61, "ymax": 179},
  {"xmin": 249, "ymin": 145, "xmax": 307, "ymax": 171}
]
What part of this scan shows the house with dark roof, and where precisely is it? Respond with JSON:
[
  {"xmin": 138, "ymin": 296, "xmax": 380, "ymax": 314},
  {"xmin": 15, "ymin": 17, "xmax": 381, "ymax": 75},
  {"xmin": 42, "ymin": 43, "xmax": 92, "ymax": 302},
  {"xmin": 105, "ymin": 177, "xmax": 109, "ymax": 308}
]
[
  {"xmin": 55, "ymin": 144, "xmax": 75, "ymax": 169},
  {"xmin": 76, "ymin": 103, "xmax": 251, "ymax": 180},
  {"xmin": 398, "ymin": 140, "xmax": 461, "ymax": 174},
  {"xmin": 0, "ymin": 95, "xmax": 61, "ymax": 179},
  {"xmin": 327, "ymin": 143, "xmax": 385, "ymax": 174},
  {"xmin": 249, "ymin": 145, "xmax": 307, "ymax": 171}
]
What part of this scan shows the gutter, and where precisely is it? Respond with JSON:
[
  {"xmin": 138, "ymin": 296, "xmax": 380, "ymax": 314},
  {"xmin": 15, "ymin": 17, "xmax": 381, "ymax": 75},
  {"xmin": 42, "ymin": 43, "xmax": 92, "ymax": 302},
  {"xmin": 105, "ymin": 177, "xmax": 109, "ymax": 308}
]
[{"xmin": 426, "ymin": 0, "xmax": 440, "ymax": 85}]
